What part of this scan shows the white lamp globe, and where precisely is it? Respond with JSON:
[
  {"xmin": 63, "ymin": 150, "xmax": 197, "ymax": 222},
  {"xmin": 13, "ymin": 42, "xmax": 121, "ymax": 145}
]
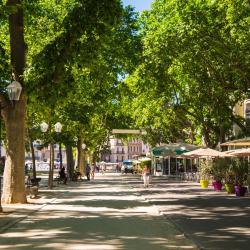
[
  {"xmin": 40, "ymin": 122, "xmax": 49, "ymax": 133},
  {"xmin": 54, "ymin": 122, "xmax": 62, "ymax": 133}
]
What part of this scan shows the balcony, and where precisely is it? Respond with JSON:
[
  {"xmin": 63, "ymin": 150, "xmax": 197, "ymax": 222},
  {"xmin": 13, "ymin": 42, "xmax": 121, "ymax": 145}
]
[{"xmin": 116, "ymin": 150, "xmax": 125, "ymax": 154}]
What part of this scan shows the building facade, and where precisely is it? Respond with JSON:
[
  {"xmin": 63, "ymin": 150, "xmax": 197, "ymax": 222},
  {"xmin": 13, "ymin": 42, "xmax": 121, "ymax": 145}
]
[
  {"xmin": 233, "ymin": 99, "xmax": 250, "ymax": 136},
  {"xmin": 101, "ymin": 137, "xmax": 151, "ymax": 163}
]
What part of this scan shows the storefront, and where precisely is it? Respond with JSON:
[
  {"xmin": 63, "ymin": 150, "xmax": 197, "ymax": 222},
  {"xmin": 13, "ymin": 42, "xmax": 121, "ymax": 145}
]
[{"xmin": 152, "ymin": 143, "xmax": 199, "ymax": 176}]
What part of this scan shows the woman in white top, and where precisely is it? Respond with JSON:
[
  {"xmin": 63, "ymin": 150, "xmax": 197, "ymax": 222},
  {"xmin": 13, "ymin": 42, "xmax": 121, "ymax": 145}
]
[{"xmin": 142, "ymin": 166, "xmax": 150, "ymax": 188}]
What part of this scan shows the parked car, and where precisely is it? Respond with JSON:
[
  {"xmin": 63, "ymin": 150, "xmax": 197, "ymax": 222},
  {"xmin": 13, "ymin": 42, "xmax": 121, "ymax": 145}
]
[{"xmin": 122, "ymin": 160, "xmax": 134, "ymax": 174}]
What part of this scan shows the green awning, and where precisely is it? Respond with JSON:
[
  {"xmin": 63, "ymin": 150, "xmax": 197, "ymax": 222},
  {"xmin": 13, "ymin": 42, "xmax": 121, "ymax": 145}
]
[{"xmin": 152, "ymin": 143, "xmax": 199, "ymax": 157}]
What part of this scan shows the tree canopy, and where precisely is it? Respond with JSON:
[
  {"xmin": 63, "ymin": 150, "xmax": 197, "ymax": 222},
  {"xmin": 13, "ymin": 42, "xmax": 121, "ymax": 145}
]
[{"xmin": 124, "ymin": 0, "xmax": 250, "ymax": 147}]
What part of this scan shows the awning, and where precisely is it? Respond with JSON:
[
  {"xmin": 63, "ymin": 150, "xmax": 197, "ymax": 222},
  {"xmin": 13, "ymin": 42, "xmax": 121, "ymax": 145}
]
[
  {"xmin": 182, "ymin": 148, "xmax": 229, "ymax": 158},
  {"xmin": 226, "ymin": 148, "xmax": 250, "ymax": 157},
  {"xmin": 220, "ymin": 137, "xmax": 250, "ymax": 146},
  {"xmin": 152, "ymin": 143, "xmax": 199, "ymax": 157}
]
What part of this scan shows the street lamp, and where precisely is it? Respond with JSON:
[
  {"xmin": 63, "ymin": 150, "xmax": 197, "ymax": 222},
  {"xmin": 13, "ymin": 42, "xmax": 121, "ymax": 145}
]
[
  {"xmin": 0, "ymin": 80, "xmax": 22, "ymax": 211},
  {"xmin": 54, "ymin": 122, "xmax": 63, "ymax": 169},
  {"xmin": 40, "ymin": 122, "xmax": 62, "ymax": 189},
  {"xmin": 40, "ymin": 122, "xmax": 49, "ymax": 133},
  {"xmin": 6, "ymin": 80, "xmax": 22, "ymax": 101},
  {"xmin": 82, "ymin": 143, "xmax": 86, "ymax": 150},
  {"xmin": 0, "ymin": 80, "xmax": 23, "ymax": 157},
  {"xmin": 54, "ymin": 122, "xmax": 62, "ymax": 133}
]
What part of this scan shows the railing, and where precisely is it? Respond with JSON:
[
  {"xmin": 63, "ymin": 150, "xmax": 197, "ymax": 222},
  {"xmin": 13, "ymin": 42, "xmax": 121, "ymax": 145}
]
[{"xmin": 116, "ymin": 151, "xmax": 125, "ymax": 154}]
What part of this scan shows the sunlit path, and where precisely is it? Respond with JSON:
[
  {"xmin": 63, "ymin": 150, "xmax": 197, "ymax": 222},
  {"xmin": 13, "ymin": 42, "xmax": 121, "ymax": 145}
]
[{"xmin": 0, "ymin": 174, "xmax": 196, "ymax": 250}]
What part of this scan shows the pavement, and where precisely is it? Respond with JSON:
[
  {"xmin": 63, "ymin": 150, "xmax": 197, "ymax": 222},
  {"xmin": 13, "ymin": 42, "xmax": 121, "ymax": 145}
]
[{"xmin": 0, "ymin": 173, "xmax": 249, "ymax": 249}]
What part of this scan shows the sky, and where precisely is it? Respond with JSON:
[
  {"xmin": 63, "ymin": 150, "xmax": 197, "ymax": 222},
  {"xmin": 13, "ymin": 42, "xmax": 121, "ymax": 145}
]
[{"xmin": 122, "ymin": 0, "xmax": 153, "ymax": 12}]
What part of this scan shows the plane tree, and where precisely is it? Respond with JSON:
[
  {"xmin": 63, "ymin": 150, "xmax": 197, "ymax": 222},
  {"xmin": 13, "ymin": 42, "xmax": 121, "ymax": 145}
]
[
  {"xmin": 26, "ymin": 4, "xmax": 141, "ymax": 179},
  {"xmin": 0, "ymin": 0, "xmax": 124, "ymax": 204},
  {"xmin": 125, "ymin": 0, "xmax": 250, "ymax": 148}
]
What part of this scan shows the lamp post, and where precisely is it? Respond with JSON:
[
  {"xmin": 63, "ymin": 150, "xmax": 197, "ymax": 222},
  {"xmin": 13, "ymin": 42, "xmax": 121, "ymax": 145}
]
[
  {"xmin": 0, "ymin": 80, "xmax": 22, "ymax": 211},
  {"xmin": 54, "ymin": 122, "xmax": 63, "ymax": 170},
  {"xmin": 40, "ymin": 122, "xmax": 62, "ymax": 189},
  {"xmin": 82, "ymin": 143, "xmax": 86, "ymax": 150}
]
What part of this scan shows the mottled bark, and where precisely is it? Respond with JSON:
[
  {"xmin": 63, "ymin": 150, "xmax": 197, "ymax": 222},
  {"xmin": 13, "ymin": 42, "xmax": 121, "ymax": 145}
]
[
  {"xmin": 76, "ymin": 138, "xmax": 87, "ymax": 176},
  {"xmin": 76, "ymin": 138, "xmax": 84, "ymax": 175},
  {"xmin": 2, "ymin": 96, "xmax": 27, "ymax": 203},
  {"xmin": 1, "ymin": 0, "xmax": 27, "ymax": 204},
  {"xmin": 66, "ymin": 145, "xmax": 74, "ymax": 179},
  {"xmin": 30, "ymin": 138, "xmax": 36, "ymax": 180}
]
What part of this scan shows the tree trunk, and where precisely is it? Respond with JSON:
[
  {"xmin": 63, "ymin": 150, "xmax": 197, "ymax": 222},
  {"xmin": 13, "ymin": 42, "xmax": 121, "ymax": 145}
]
[
  {"xmin": 30, "ymin": 138, "xmax": 37, "ymax": 180},
  {"xmin": 1, "ymin": 0, "xmax": 27, "ymax": 204},
  {"xmin": 66, "ymin": 145, "xmax": 74, "ymax": 180},
  {"xmin": 76, "ymin": 138, "xmax": 85, "ymax": 175},
  {"xmin": 2, "ymin": 97, "xmax": 27, "ymax": 203}
]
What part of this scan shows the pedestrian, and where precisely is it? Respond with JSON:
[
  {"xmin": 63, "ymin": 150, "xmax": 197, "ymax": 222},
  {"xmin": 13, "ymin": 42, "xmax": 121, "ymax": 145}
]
[
  {"xmin": 86, "ymin": 163, "xmax": 91, "ymax": 181},
  {"xmin": 74, "ymin": 166, "xmax": 82, "ymax": 181},
  {"xmin": 142, "ymin": 165, "xmax": 150, "ymax": 188},
  {"xmin": 90, "ymin": 164, "xmax": 95, "ymax": 180},
  {"xmin": 59, "ymin": 166, "xmax": 67, "ymax": 184},
  {"xmin": 101, "ymin": 164, "xmax": 105, "ymax": 175}
]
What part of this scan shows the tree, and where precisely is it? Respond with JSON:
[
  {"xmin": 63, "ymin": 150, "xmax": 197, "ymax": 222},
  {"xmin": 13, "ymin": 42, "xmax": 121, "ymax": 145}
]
[
  {"xmin": 125, "ymin": 0, "xmax": 250, "ymax": 147},
  {"xmin": 1, "ymin": 0, "xmax": 27, "ymax": 203},
  {"xmin": 0, "ymin": 0, "xmax": 124, "ymax": 203}
]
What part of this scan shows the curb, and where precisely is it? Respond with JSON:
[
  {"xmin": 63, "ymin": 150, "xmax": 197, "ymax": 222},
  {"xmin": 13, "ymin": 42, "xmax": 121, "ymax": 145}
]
[
  {"xmin": 140, "ymin": 188, "xmax": 203, "ymax": 250},
  {"xmin": 0, "ymin": 197, "xmax": 58, "ymax": 234},
  {"xmin": 130, "ymin": 179, "xmax": 202, "ymax": 250}
]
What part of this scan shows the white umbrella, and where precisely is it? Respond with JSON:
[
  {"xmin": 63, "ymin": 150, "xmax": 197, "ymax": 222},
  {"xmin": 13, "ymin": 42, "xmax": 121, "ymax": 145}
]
[
  {"xmin": 182, "ymin": 148, "xmax": 228, "ymax": 158},
  {"xmin": 227, "ymin": 148, "xmax": 250, "ymax": 157}
]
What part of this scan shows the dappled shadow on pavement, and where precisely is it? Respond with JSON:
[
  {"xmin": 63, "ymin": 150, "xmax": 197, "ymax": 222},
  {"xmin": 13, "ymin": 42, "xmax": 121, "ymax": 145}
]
[
  {"xmin": 0, "ymin": 175, "xmax": 196, "ymax": 250},
  {"xmin": 140, "ymin": 179, "xmax": 250, "ymax": 250}
]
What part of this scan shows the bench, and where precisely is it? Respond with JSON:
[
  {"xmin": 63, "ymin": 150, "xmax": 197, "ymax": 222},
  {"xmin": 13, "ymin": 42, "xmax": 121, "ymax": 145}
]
[
  {"xmin": 54, "ymin": 175, "xmax": 64, "ymax": 184},
  {"xmin": 25, "ymin": 186, "xmax": 39, "ymax": 198},
  {"xmin": 25, "ymin": 176, "xmax": 40, "ymax": 198},
  {"xmin": 30, "ymin": 177, "xmax": 42, "ymax": 186}
]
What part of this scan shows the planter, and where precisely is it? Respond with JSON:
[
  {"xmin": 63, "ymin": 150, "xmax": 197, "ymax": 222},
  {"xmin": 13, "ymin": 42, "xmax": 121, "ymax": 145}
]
[
  {"xmin": 234, "ymin": 185, "xmax": 247, "ymax": 197},
  {"xmin": 225, "ymin": 183, "xmax": 235, "ymax": 194},
  {"xmin": 212, "ymin": 181, "xmax": 222, "ymax": 191},
  {"xmin": 200, "ymin": 179, "xmax": 209, "ymax": 188}
]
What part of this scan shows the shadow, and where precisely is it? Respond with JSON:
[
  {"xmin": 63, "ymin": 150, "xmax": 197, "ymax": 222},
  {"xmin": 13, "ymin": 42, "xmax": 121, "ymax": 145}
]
[
  {"xmin": 0, "ymin": 175, "xmax": 195, "ymax": 249},
  {"xmin": 2, "ymin": 174, "xmax": 249, "ymax": 249},
  {"xmin": 141, "ymin": 180, "xmax": 250, "ymax": 250}
]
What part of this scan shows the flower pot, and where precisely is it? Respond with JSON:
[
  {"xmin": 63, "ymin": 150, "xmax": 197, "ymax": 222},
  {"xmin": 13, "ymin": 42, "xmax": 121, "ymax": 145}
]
[
  {"xmin": 200, "ymin": 179, "xmax": 209, "ymax": 188},
  {"xmin": 212, "ymin": 181, "xmax": 222, "ymax": 191},
  {"xmin": 234, "ymin": 185, "xmax": 247, "ymax": 197},
  {"xmin": 225, "ymin": 183, "xmax": 235, "ymax": 194}
]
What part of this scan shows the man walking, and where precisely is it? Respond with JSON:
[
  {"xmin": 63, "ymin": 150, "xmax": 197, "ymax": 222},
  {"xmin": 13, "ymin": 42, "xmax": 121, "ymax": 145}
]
[{"xmin": 86, "ymin": 164, "xmax": 91, "ymax": 181}]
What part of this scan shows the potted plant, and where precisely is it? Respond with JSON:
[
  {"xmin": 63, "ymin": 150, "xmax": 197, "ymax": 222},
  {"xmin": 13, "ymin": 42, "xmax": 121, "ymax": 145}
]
[
  {"xmin": 211, "ymin": 158, "xmax": 227, "ymax": 191},
  {"xmin": 231, "ymin": 158, "xmax": 248, "ymax": 196},
  {"xmin": 224, "ymin": 170, "xmax": 235, "ymax": 194},
  {"xmin": 199, "ymin": 159, "xmax": 212, "ymax": 188},
  {"xmin": 247, "ymin": 174, "xmax": 250, "ymax": 195}
]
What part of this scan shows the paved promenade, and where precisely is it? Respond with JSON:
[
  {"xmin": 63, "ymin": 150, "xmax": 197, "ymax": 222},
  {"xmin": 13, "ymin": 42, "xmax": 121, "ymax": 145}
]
[
  {"xmin": 0, "ymin": 174, "xmax": 249, "ymax": 249},
  {"xmin": 0, "ymin": 174, "xmax": 196, "ymax": 250}
]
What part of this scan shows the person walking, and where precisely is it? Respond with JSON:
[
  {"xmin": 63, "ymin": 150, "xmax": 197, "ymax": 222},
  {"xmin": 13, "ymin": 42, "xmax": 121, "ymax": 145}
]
[
  {"xmin": 90, "ymin": 164, "xmax": 95, "ymax": 180},
  {"xmin": 59, "ymin": 166, "xmax": 67, "ymax": 184},
  {"xmin": 86, "ymin": 164, "xmax": 91, "ymax": 181},
  {"xmin": 142, "ymin": 166, "xmax": 150, "ymax": 188}
]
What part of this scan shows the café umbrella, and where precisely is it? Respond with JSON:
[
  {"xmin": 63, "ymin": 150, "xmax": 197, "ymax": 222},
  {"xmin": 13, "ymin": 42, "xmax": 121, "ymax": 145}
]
[
  {"xmin": 228, "ymin": 148, "xmax": 250, "ymax": 157},
  {"xmin": 182, "ymin": 148, "xmax": 228, "ymax": 158}
]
